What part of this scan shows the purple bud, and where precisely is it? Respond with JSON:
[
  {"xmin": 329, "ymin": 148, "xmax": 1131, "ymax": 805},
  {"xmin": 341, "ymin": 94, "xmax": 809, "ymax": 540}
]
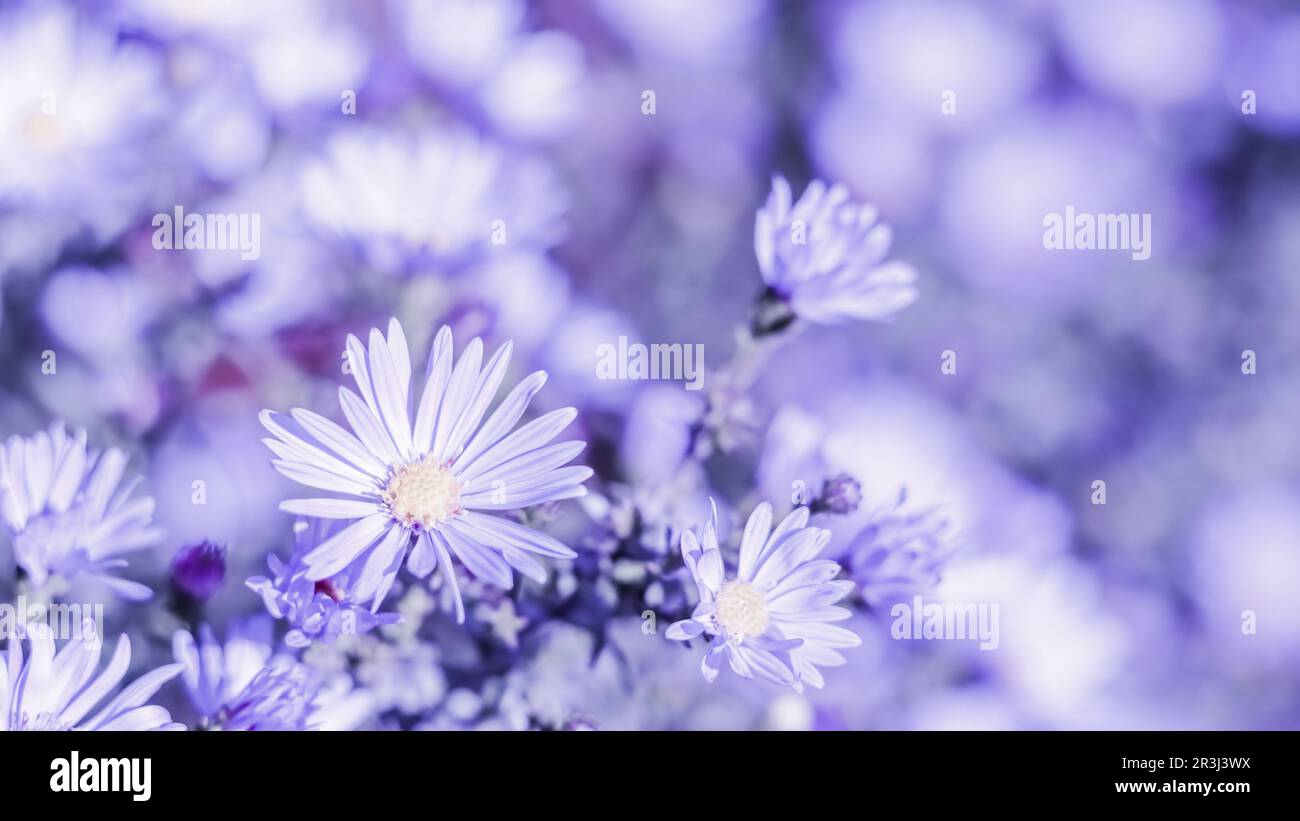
[
  {"xmin": 170, "ymin": 541, "xmax": 227, "ymax": 602},
  {"xmin": 813, "ymin": 473, "xmax": 863, "ymax": 515}
]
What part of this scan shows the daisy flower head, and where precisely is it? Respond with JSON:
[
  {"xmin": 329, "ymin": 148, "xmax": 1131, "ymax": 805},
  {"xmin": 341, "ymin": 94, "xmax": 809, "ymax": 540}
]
[
  {"xmin": 172, "ymin": 619, "xmax": 319, "ymax": 731},
  {"xmin": 754, "ymin": 175, "xmax": 918, "ymax": 326},
  {"xmin": 1, "ymin": 626, "xmax": 184, "ymax": 731},
  {"xmin": 261, "ymin": 319, "xmax": 591, "ymax": 623},
  {"xmin": 0, "ymin": 423, "xmax": 160, "ymax": 601},
  {"xmin": 666, "ymin": 501, "xmax": 861, "ymax": 692},
  {"xmin": 246, "ymin": 518, "xmax": 401, "ymax": 647}
]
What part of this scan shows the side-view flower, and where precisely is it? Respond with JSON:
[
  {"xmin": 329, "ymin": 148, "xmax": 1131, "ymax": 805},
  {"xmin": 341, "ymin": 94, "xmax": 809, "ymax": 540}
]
[
  {"xmin": 0, "ymin": 628, "xmax": 183, "ymax": 731},
  {"xmin": 259, "ymin": 319, "xmax": 591, "ymax": 623},
  {"xmin": 173, "ymin": 619, "xmax": 320, "ymax": 731},
  {"xmin": 754, "ymin": 175, "xmax": 918, "ymax": 326},
  {"xmin": 0, "ymin": 423, "xmax": 160, "ymax": 600},
  {"xmin": 666, "ymin": 501, "xmax": 861, "ymax": 692}
]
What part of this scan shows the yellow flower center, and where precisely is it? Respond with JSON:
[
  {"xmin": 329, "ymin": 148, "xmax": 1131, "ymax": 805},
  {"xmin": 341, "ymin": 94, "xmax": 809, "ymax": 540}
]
[
  {"xmin": 382, "ymin": 456, "xmax": 462, "ymax": 529},
  {"xmin": 23, "ymin": 112, "xmax": 64, "ymax": 154},
  {"xmin": 715, "ymin": 580, "xmax": 769, "ymax": 639}
]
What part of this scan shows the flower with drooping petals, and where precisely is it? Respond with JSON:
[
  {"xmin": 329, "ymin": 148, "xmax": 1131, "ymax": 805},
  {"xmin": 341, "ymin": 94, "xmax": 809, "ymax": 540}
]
[
  {"xmin": 173, "ymin": 618, "xmax": 322, "ymax": 731},
  {"xmin": 0, "ymin": 423, "xmax": 160, "ymax": 600},
  {"xmin": 666, "ymin": 501, "xmax": 861, "ymax": 691},
  {"xmin": 1, "ymin": 628, "xmax": 184, "ymax": 731},
  {"xmin": 260, "ymin": 319, "xmax": 591, "ymax": 622},
  {"xmin": 754, "ymin": 175, "xmax": 918, "ymax": 325}
]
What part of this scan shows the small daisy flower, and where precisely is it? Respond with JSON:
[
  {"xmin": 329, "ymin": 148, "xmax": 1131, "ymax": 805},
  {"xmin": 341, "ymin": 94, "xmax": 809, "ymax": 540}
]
[
  {"xmin": 0, "ymin": 423, "xmax": 161, "ymax": 601},
  {"xmin": 0, "ymin": 627, "xmax": 184, "ymax": 731},
  {"xmin": 247, "ymin": 518, "xmax": 401, "ymax": 647},
  {"xmin": 261, "ymin": 319, "xmax": 591, "ymax": 622},
  {"xmin": 173, "ymin": 619, "xmax": 320, "ymax": 731},
  {"xmin": 754, "ymin": 175, "xmax": 918, "ymax": 326},
  {"xmin": 666, "ymin": 501, "xmax": 861, "ymax": 692}
]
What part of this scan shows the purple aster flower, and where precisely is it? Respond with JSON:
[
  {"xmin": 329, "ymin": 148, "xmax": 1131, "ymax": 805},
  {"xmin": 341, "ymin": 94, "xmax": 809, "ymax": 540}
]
[
  {"xmin": 1, "ymin": 628, "xmax": 184, "ymax": 731},
  {"xmin": 247, "ymin": 518, "xmax": 401, "ymax": 647},
  {"xmin": 260, "ymin": 319, "xmax": 591, "ymax": 622},
  {"xmin": 0, "ymin": 423, "xmax": 160, "ymax": 600},
  {"xmin": 845, "ymin": 490, "xmax": 955, "ymax": 608},
  {"xmin": 172, "ymin": 619, "xmax": 318, "ymax": 731},
  {"xmin": 170, "ymin": 541, "xmax": 227, "ymax": 602},
  {"xmin": 666, "ymin": 501, "xmax": 861, "ymax": 692},
  {"xmin": 754, "ymin": 175, "xmax": 918, "ymax": 325}
]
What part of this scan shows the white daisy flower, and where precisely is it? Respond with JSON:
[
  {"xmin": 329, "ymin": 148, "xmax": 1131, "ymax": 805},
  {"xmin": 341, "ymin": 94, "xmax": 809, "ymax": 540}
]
[
  {"xmin": 261, "ymin": 319, "xmax": 591, "ymax": 622},
  {"xmin": 755, "ymin": 175, "xmax": 918, "ymax": 325},
  {"xmin": 1, "ymin": 628, "xmax": 184, "ymax": 731},
  {"xmin": 666, "ymin": 501, "xmax": 861, "ymax": 692},
  {"xmin": 0, "ymin": 423, "xmax": 160, "ymax": 601}
]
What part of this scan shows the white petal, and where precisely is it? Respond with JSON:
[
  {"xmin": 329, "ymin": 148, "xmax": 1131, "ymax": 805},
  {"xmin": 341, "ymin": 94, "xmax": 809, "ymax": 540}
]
[
  {"xmin": 302, "ymin": 514, "xmax": 391, "ymax": 579},
  {"xmin": 279, "ymin": 498, "xmax": 382, "ymax": 519}
]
